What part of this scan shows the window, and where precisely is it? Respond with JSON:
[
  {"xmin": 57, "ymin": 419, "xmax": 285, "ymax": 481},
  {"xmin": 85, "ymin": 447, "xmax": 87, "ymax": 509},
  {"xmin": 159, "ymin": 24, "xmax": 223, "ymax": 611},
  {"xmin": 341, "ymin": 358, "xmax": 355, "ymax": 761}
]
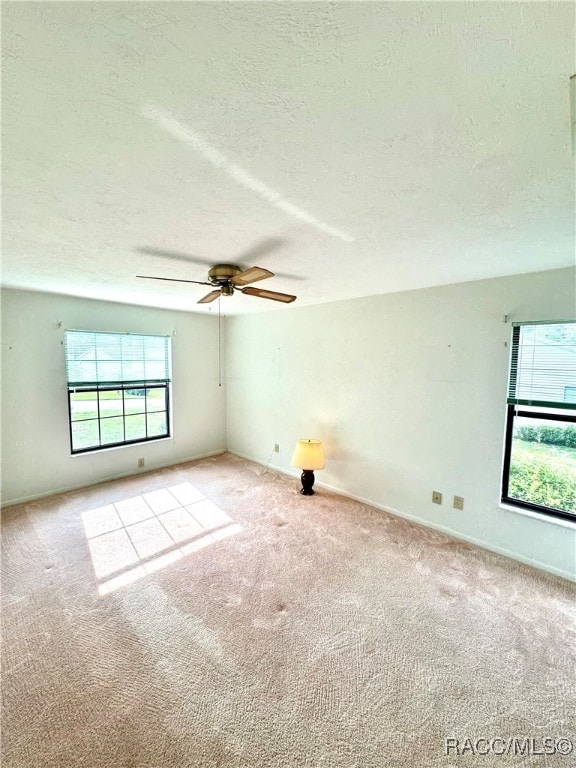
[
  {"xmin": 65, "ymin": 331, "xmax": 171, "ymax": 454},
  {"xmin": 502, "ymin": 321, "xmax": 576, "ymax": 522}
]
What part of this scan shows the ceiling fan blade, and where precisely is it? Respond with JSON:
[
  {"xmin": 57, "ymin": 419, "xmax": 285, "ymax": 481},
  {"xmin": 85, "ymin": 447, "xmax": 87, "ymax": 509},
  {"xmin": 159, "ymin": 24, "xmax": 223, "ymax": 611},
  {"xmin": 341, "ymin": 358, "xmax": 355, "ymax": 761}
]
[
  {"xmin": 231, "ymin": 266, "xmax": 274, "ymax": 286},
  {"xmin": 241, "ymin": 287, "xmax": 296, "ymax": 304},
  {"xmin": 197, "ymin": 290, "xmax": 222, "ymax": 304},
  {"xmin": 137, "ymin": 275, "xmax": 212, "ymax": 286}
]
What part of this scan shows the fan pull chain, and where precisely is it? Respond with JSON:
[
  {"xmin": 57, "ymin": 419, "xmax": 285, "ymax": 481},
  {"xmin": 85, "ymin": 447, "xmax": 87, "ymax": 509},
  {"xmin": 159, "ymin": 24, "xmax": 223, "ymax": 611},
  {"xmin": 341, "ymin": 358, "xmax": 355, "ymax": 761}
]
[{"xmin": 218, "ymin": 294, "xmax": 222, "ymax": 387}]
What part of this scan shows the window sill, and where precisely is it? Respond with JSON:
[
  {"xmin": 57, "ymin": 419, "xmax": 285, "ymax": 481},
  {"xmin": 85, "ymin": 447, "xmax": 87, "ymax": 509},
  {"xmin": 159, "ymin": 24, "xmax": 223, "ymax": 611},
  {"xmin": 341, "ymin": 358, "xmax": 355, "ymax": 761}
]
[
  {"xmin": 500, "ymin": 502, "xmax": 576, "ymax": 530},
  {"xmin": 70, "ymin": 436, "xmax": 173, "ymax": 457}
]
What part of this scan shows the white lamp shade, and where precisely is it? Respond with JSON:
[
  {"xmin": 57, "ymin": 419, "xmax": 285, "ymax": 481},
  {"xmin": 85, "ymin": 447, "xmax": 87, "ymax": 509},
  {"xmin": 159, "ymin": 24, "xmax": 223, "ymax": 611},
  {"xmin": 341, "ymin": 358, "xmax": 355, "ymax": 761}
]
[{"xmin": 291, "ymin": 439, "xmax": 325, "ymax": 470}]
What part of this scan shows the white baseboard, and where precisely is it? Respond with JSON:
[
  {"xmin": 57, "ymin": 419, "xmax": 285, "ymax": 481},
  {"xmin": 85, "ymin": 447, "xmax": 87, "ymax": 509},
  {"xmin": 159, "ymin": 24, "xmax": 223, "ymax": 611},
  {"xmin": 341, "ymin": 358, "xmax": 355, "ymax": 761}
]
[
  {"xmin": 228, "ymin": 450, "xmax": 575, "ymax": 583},
  {"xmin": 0, "ymin": 449, "xmax": 226, "ymax": 508}
]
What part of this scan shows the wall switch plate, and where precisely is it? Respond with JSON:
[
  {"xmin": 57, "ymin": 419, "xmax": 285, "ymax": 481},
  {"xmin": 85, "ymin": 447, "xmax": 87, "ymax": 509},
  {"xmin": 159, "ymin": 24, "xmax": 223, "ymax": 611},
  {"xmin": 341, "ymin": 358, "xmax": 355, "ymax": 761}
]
[
  {"xmin": 274, "ymin": 444, "xmax": 280, "ymax": 453},
  {"xmin": 432, "ymin": 491, "xmax": 442, "ymax": 505},
  {"xmin": 138, "ymin": 458, "xmax": 145, "ymax": 468},
  {"xmin": 453, "ymin": 495, "xmax": 464, "ymax": 511}
]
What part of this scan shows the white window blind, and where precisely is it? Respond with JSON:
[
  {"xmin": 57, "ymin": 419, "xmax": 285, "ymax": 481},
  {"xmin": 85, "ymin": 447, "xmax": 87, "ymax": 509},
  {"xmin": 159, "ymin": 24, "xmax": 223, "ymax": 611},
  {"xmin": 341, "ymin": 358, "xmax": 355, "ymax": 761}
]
[
  {"xmin": 65, "ymin": 331, "xmax": 171, "ymax": 387},
  {"xmin": 507, "ymin": 322, "xmax": 576, "ymax": 408}
]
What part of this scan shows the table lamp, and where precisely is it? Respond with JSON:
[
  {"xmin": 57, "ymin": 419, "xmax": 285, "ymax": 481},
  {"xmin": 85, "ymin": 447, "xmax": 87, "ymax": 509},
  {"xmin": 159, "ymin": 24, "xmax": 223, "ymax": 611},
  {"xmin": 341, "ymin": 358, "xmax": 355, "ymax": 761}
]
[{"xmin": 291, "ymin": 439, "xmax": 325, "ymax": 495}]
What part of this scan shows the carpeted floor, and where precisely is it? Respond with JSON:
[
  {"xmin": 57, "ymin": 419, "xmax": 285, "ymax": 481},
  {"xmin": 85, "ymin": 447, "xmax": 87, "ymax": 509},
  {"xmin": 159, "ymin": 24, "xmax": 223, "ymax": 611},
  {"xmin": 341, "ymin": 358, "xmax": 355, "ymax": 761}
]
[{"xmin": 2, "ymin": 453, "xmax": 574, "ymax": 767}]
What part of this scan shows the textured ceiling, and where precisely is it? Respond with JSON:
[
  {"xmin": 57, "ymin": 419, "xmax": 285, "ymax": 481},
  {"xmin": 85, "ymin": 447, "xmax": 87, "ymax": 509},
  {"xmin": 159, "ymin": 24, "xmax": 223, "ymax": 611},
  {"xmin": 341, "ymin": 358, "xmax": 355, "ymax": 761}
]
[{"xmin": 2, "ymin": 2, "xmax": 575, "ymax": 315}]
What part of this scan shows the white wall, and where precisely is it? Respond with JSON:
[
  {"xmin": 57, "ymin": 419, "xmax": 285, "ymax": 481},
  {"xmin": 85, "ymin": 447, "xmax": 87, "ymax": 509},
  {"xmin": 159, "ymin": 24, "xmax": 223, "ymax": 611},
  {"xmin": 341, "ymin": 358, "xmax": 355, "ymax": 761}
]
[
  {"xmin": 1, "ymin": 289, "xmax": 226, "ymax": 503},
  {"xmin": 3, "ymin": 272, "xmax": 575, "ymax": 578},
  {"xmin": 226, "ymin": 267, "xmax": 576, "ymax": 580}
]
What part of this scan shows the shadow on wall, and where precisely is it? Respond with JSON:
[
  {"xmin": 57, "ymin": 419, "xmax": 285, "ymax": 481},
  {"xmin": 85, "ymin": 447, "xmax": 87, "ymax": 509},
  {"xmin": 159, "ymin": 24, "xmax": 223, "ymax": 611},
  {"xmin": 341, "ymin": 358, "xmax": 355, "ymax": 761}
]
[{"xmin": 81, "ymin": 482, "xmax": 242, "ymax": 595}]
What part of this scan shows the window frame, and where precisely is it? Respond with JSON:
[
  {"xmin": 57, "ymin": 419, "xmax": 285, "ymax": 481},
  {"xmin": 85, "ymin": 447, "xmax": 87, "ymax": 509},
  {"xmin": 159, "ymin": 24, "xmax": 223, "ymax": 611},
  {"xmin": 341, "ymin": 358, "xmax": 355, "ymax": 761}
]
[
  {"xmin": 501, "ymin": 319, "xmax": 576, "ymax": 523},
  {"xmin": 67, "ymin": 382, "xmax": 171, "ymax": 455},
  {"xmin": 64, "ymin": 330, "xmax": 172, "ymax": 455},
  {"xmin": 501, "ymin": 404, "xmax": 576, "ymax": 523}
]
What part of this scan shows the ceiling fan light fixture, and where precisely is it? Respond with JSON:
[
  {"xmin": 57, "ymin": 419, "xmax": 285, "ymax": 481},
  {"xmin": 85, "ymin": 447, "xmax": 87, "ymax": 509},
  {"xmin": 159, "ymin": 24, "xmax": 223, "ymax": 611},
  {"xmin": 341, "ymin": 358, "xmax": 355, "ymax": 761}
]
[{"xmin": 221, "ymin": 285, "xmax": 234, "ymax": 296}]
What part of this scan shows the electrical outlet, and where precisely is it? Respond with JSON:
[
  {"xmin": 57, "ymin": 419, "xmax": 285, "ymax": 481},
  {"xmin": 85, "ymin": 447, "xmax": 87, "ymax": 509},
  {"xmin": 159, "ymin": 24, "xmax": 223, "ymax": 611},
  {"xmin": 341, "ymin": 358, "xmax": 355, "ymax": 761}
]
[
  {"xmin": 453, "ymin": 495, "xmax": 464, "ymax": 511},
  {"xmin": 138, "ymin": 458, "xmax": 145, "ymax": 468},
  {"xmin": 432, "ymin": 491, "xmax": 442, "ymax": 505},
  {"xmin": 274, "ymin": 444, "xmax": 280, "ymax": 453}
]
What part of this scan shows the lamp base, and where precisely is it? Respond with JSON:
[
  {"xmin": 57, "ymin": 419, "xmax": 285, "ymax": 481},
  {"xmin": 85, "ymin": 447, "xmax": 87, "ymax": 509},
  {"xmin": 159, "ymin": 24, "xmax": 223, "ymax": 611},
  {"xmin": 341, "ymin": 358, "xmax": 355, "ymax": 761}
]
[{"xmin": 300, "ymin": 469, "xmax": 315, "ymax": 495}]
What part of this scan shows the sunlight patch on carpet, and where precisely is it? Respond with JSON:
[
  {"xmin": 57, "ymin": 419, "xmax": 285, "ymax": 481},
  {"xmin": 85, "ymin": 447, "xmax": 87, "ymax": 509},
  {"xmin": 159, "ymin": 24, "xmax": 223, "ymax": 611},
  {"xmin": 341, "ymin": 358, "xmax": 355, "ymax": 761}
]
[{"xmin": 80, "ymin": 482, "xmax": 242, "ymax": 595}]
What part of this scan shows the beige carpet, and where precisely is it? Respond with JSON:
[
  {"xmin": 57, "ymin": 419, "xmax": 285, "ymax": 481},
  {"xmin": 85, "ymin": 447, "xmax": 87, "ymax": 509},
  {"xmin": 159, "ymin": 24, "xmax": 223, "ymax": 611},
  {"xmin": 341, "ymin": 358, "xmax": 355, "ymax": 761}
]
[{"xmin": 2, "ymin": 453, "xmax": 574, "ymax": 767}]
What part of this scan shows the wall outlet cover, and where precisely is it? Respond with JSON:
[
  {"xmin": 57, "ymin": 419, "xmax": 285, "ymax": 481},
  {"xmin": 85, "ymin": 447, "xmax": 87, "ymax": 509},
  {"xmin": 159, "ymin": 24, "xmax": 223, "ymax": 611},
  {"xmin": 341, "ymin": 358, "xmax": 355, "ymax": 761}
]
[
  {"xmin": 432, "ymin": 491, "xmax": 442, "ymax": 505},
  {"xmin": 453, "ymin": 495, "xmax": 464, "ymax": 511}
]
